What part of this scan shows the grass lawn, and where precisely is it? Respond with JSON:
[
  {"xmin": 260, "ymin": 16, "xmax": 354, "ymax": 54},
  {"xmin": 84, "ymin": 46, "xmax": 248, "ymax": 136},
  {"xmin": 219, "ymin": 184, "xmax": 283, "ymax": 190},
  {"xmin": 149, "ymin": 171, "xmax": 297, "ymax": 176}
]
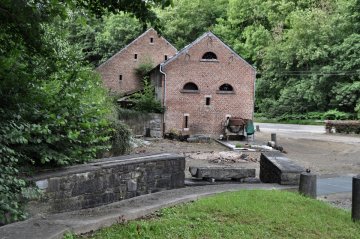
[
  {"xmin": 254, "ymin": 118, "xmax": 324, "ymax": 125},
  {"xmin": 75, "ymin": 190, "xmax": 360, "ymax": 239}
]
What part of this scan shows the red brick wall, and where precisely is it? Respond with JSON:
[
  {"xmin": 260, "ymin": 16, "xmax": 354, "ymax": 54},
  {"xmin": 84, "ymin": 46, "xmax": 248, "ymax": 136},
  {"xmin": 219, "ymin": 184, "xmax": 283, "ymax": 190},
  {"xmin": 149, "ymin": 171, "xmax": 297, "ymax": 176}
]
[
  {"xmin": 96, "ymin": 29, "xmax": 177, "ymax": 94},
  {"xmin": 162, "ymin": 33, "xmax": 256, "ymax": 137}
]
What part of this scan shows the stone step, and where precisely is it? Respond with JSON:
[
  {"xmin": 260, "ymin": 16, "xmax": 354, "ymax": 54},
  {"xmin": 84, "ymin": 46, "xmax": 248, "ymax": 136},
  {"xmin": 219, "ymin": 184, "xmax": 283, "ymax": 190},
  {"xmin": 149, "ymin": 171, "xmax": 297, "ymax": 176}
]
[{"xmin": 260, "ymin": 151, "xmax": 305, "ymax": 185}]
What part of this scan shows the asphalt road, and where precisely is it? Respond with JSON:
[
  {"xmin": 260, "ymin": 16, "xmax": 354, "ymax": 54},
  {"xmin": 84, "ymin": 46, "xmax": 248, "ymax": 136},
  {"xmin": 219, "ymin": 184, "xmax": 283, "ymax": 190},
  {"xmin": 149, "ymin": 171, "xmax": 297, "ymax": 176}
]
[
  {"xmin": 255, "ymin": 122, "xmax": 325, "ymax": 134},
  {"xmin": 254, "ymin": 122, "xmax": 360, "ymax": 144}
]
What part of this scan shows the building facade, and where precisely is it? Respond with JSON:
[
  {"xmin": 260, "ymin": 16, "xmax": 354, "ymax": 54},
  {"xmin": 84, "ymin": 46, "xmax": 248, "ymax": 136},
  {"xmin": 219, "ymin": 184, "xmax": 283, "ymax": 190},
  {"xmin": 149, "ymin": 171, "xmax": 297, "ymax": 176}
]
[
  {"xmin": 97, "ymin": 28, "xmax": 177, "ymax": 94},
  {"xmin": 152, "ymin": 32, "xmax": 256, "ymax": 137}
]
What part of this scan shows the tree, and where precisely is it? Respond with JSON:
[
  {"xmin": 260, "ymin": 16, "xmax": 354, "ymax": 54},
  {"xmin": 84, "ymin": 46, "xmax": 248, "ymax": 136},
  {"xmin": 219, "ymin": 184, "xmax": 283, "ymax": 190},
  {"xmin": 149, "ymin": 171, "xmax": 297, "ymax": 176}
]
[
  {"xmin": 0, "ymin": 0, "xmax": 171, "ymax": 224},
  {"xmin": 156, "ymin": 0, "xmax": 228, "ymax": 49}
]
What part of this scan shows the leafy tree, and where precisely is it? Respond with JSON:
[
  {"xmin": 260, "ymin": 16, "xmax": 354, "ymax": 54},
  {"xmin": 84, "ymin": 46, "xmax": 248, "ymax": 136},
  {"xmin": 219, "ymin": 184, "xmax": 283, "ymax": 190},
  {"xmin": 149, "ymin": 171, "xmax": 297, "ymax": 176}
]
[
  {"xmin": 95, "ymin": 13, "xmax": 142, "ymax": 64},
  {"xmin": 67, "ymin": 12, "xmax": 142, "ymax": 65},
  {"xmin": 156, "ymin": 0, "xmax": 228, "ymax": 49},
  {"xmin": 0, "ymin": 0, "xmax": 170, "ymax": 224}
]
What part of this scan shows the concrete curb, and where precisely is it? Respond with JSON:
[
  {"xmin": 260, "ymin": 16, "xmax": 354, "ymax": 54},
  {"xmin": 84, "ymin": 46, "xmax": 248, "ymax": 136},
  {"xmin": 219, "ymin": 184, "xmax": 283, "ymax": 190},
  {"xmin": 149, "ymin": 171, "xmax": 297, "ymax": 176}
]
[{"xmin": 0, "ymin": 184, "xmax": 295, "ymax": 239}]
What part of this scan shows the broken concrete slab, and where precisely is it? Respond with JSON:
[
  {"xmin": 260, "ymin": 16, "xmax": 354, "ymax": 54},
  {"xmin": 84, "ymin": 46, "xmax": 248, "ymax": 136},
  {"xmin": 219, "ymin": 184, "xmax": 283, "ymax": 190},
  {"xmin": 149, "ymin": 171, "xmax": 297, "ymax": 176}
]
[
  {"xmin": 187, "ymin": 135, "xmax": 211, "ymax": 143},
  {"xmin": 260, "ymin": 151, "xmax": 305, "ymax": 185},
  {"xmin": 189, "ymin": 166, "xmax": 255, "ymax": 181}
]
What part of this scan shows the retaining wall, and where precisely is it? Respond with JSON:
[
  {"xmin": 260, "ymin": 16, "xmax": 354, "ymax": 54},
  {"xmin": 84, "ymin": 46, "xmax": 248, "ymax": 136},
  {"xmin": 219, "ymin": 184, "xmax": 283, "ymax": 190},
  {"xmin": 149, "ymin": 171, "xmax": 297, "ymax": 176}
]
[
  {"xmin": 120, "ymin": 113, "xmax": 163, "ymax": 137},
  {"xmin": 28, "ymin": 153, "xmax": 185, "ymax": 215}
]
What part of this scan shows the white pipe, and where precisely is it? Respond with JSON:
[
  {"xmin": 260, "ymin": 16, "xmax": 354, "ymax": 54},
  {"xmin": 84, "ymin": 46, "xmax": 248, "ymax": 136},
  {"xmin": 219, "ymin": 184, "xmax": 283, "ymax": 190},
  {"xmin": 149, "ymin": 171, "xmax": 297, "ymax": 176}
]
[
  {"xmin": 159, "ymin": 64, "xmax": 167, "ymax": 135},
  {"xmin": 159, "ymin": 63, "xmax": 167, "ymax": 108}
]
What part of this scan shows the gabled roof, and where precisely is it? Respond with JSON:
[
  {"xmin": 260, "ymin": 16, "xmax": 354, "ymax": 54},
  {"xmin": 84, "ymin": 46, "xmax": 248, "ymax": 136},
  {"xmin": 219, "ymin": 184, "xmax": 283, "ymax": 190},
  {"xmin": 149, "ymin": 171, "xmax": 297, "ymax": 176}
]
[
  {"xmin": 161, "ymin": 31, "xmax": 256, "ymax": 72},
  {"xmin": 97, "ymin": 28, "xmax": 178, "ymax": 69}
]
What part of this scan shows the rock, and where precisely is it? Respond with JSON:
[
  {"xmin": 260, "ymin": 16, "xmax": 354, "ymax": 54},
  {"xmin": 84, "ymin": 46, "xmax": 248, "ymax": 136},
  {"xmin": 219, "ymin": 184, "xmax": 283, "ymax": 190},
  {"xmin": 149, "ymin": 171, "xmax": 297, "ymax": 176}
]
[
  {"xmin": 189, "ymin": 166, "xmax": 255, "ymax": 180},
  {"xmin": 260, "ymin": 151, "xmax": 305, "ymax": 185}
]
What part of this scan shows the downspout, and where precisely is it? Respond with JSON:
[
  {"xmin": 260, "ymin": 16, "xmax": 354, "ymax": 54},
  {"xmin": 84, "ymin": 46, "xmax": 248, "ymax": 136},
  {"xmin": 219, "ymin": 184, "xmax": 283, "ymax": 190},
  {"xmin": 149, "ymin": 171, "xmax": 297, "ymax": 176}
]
[
  {"xmin": 253, "ymin": 69, "xmax": 256, "ymax": 121},
  {"xmin": 159, "ymin": 63, "xmax": 167, "ymax": 136},
  {"xmin": 251, "ymin": 69, "xmax": 256, "ymax": 122}
]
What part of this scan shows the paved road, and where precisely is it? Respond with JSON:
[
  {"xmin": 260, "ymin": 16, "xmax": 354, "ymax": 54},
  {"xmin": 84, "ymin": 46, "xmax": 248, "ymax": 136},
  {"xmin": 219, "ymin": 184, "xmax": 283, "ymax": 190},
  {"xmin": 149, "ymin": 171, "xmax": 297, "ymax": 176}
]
[
  {"xmin": 317, "ymin": 176, "xmax": 353, "ymax": 196},
  {"xmin": 255, "ymin": 122, "xmax": 360, "ymax": 144},
  {"xmin": 255, "ymin": 122, "xmax": 325, "ymax": 134}
]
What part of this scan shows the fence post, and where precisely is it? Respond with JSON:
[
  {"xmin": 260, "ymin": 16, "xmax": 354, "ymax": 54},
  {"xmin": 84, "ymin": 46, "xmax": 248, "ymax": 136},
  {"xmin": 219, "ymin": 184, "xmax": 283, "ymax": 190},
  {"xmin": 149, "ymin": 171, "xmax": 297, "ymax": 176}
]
[
  {"xmin": 299, "ymin": 173, "xmax": 317, "ymax": 199},
  {"xmin": 352, "ymin": 175, "xmax": 360, "ymax": 222},
  {"xmin": 271, "ymin": 133, "xmax": 277, "ymax": 145}
]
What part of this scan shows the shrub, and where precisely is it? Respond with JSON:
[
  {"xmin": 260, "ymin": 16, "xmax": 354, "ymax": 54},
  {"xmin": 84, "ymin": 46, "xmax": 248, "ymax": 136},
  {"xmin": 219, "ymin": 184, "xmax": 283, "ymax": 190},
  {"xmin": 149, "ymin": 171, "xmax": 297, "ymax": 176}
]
[
  {"xmin": 325, "ymin": 120, "xmax": 360, "ymax": 134},
  {"xmin": 109, "ymin": 119, "xmax": 132, "ymax": 156},
  {"xmin": 323, "ymin": 110, "xmax": 351, "ymax": 120},
  {"xmin": 132, "ymin": 79, "xmax": 164, "ymax": 113},
  {"xmin": 134, "ymin": 57, "xmax": 154, "ymax": 81}
]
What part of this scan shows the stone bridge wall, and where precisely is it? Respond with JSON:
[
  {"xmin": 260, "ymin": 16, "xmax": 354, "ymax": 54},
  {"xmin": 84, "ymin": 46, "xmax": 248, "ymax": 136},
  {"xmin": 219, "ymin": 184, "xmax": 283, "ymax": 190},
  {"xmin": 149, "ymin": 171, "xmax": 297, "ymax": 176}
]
[{"xmin": 28, "ymin": 153, "xmax": 184, "ymax": 214}]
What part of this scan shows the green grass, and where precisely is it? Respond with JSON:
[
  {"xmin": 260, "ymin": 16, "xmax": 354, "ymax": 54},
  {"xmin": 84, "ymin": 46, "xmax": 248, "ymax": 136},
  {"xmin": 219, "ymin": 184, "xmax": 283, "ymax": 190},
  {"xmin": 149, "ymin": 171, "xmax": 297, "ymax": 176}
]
[
  {"xmin": 254, "ymin": 118, "xmax": 324, "ymax": 125},
  {"xmin": 77, "ymin": 190, "xmax": 360, "ymax": 239}
]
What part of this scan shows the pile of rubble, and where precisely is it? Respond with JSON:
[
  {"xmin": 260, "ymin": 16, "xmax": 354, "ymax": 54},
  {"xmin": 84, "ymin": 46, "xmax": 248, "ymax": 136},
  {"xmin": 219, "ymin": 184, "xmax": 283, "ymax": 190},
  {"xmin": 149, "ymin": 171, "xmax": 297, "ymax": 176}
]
[{"xmin": 185, "ymin": 151, "xmax": 258, "ymax": 164}]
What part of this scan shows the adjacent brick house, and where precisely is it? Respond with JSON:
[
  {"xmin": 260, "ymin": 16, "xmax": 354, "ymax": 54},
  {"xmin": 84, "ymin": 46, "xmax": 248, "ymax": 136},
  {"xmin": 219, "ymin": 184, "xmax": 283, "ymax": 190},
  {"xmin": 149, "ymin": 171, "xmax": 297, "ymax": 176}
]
[
  {"xmin": 151, "ymin": 32, "xmax": 256, "ymax": 137},
  {"xmin": 97, "ymin": 28, "xmax": 177, "ymax": 94}
]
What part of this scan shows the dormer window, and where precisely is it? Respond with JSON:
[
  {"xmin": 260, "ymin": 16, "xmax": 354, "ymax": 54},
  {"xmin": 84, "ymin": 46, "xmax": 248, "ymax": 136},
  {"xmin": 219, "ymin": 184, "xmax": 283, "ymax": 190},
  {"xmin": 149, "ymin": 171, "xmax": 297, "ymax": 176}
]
[{"xmin": 202, "ymin": 52, "xmax": 217, "ymax": 60}]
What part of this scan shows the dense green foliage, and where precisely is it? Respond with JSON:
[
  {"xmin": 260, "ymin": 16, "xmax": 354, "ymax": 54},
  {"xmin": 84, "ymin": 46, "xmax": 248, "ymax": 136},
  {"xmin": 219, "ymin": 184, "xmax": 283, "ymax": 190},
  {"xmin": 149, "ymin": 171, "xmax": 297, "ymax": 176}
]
[
  {"xmin": 210, "ymin": 0, "xmax": 360, "ymax": 118},
  {"xmin": 71, "ymin": 0, "xmax": 359, "ymax": 118},
  {"xmin": 67, "ymin": 12, "xmax": 143, "ymax": 65},
  {"xmin": 77, "ymin": 190, "xmax": 360, "ymax": 238},
  {"xmin": 0, "ymin": 0, "xmax": 170, "ymax": 224},
  {"xmin": 132, "ymin": 80, "xmax": 164, "ymax": 113},
  {"xmin": 156, "ymin": 0, "xmax": 229, "ymax": 49}
]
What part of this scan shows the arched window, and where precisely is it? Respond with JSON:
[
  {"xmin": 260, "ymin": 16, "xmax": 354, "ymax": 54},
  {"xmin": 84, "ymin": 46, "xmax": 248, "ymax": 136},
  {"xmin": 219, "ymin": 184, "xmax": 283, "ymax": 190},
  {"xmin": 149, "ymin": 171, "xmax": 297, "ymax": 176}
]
[
  {"xmin": 202, "ymin": 52, "xmax": 217, "ymax": 60},
  {"xmin": 183, "ymin": 82, "xmax": 199, "ymax": 91},
  {"xmin": 219, "ymin": 84, "xmax": 233, "ymax": 91}
]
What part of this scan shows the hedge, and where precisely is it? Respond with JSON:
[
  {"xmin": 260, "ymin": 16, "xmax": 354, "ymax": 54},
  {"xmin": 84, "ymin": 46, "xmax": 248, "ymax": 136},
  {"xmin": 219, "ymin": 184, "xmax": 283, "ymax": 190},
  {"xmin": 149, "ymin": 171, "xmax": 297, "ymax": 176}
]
[{"xmin": 325, "ymin": 120, "xmax": 360, "ymax": 134}]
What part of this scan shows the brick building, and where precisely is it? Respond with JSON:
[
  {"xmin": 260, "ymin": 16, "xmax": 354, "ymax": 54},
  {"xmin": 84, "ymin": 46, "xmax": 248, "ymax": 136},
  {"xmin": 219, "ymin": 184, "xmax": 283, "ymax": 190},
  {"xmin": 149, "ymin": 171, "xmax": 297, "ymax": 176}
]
[
  {"xmin": 96, "ymin": 28, "xmax": 177, "ymax": 94},
  {"xmin": 151, "ymin": 32, "xmax": 256, "ymax": 137}
]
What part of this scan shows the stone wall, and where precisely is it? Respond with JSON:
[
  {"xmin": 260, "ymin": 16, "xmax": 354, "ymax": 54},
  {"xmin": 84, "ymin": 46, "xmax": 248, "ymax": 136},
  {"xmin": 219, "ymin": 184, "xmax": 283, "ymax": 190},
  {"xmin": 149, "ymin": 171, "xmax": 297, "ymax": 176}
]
[
  {"xmin": 28, "ymin": 153, "xmax": 184, "ymax": 214},
  {"xmin": 120, "ymin": 113, "xmax": 163, "ymax": 137}
]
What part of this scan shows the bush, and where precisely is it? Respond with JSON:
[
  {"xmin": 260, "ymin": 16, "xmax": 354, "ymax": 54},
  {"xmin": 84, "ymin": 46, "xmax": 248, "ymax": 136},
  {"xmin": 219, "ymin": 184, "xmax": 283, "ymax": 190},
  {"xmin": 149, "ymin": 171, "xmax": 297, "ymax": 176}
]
[
  {"xmin": 109, "ymin": 120, "xmax": 132, "ymax": 156},
  {"xmin": 0, "ymin": 23, "xmax": 117, "ymax": 223},
  {"xmin": 325, "ymin": 120, "xmax": 360, "ymax": 134},
  {"xmin": 257, "ymin": 110, "xmax": 354, "ymax": 122},
  {"xmin": 132, "ymin": 79, "xmax": 164, "ymax": 113},
  {"xmin": 323, "ymin": 110, "xmax": 351, "ymax": 120},
  {"xmin": 134, "ymin": 58, "xmax": 154, "ymax": 81}
]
